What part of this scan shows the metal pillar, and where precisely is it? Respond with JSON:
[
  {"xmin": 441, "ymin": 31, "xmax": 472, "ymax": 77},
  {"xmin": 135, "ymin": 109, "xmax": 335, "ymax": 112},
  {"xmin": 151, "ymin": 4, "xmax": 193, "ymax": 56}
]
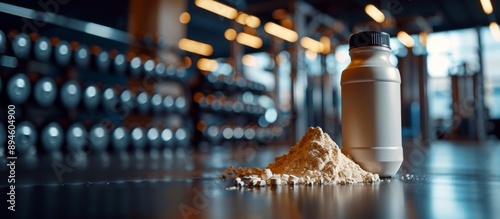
[
  {"xmin": 230, "ymin": 21, "xmax": 244, "ymax": 75},
  {"xmin": 475, "ymin": 27, "xmax": 487, "ymax": 142},
  {"xmin": 416, "ymin": 53, "xmax": 431, "ymax": 145},
  {"xmin": 291, "ymin": 2, "xmax": 308, "ymax": 141},
  {"xmin": 270, "ymin": 37, "xmax": 281, "ymax": 118},
  {"xmin": 128, "ymin": 0, "xmax": 187, "ymax": 61}
]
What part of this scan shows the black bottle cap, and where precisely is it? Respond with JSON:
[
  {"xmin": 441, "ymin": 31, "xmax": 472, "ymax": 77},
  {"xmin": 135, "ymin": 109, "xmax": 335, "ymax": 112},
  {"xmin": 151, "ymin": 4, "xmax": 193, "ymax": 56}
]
[{"xmin": 349, "ymin": 31, "xmax": 391, "ymax": 50}]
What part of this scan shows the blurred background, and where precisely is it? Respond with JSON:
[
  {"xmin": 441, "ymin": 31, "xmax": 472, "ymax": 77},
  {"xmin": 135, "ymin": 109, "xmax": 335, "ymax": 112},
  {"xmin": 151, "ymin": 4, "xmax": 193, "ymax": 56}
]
[{"xmin": 0, "ymin": 0, "xmax": 499, "ymax": 181}]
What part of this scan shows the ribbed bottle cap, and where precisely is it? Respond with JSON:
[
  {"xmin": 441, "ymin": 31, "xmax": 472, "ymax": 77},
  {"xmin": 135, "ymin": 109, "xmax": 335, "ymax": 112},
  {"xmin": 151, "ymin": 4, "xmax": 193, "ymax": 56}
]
[{"xmin": 349, "ymin": 31, "xmax": 391, "ymax": 50}]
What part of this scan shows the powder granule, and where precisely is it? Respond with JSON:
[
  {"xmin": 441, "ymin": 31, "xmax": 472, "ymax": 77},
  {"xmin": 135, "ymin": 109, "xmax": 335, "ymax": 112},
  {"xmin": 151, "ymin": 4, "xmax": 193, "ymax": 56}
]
[{"xmin": 228, "ymin": 127, "xmax": 379, "ymax": 184}]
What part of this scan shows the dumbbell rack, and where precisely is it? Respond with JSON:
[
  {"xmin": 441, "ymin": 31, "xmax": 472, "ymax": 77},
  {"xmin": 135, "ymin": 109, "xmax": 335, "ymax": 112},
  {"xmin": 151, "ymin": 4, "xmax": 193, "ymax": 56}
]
[
  {"xmin": 191, "ymin": 71, "xmax": 280, "ymax": 151},
  {"xmin": 0, "ymin": 29, "xmax": 193, "ymax": 159}
]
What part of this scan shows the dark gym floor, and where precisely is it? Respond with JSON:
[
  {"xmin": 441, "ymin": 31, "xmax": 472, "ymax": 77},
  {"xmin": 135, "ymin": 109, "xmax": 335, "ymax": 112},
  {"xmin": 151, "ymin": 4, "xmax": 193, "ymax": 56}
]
[{"xmin": 1, "ymin": 140, "xmax": 499, "ymax": 219}]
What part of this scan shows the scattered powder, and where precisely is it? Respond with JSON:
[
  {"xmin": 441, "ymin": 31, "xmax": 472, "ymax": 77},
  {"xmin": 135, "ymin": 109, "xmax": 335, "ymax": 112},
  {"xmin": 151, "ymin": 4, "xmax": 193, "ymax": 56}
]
[{"xmin": 226, "ymin": 127, "xmax": 379, "ymax": 185}]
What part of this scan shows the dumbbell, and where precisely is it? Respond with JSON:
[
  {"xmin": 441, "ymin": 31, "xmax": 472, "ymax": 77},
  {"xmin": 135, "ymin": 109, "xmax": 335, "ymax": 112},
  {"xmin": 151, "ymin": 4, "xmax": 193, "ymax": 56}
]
[
  {"xmin": 154, "ymin": 62, "xmax": 166, "ymax": 77},
  {"xmin": 89, "ymin": 124, "xmax": 109, "ymax": 152},
  {"xmin": 210, "ymin": 98, "xmax": 222, "ymax": 111},
  {"xmin": 15, "ymin": 121, "xmax": 37, "ymax": 155},
  {"xmin": 174, "ymin": 96, "xmax": 188, "ymax": 114},
  {"xmin": 102, "ymin": 87, "xmax": 118, "ymax": 111},
  {"xmin": 244, "ymin": 128, "xmax": 256, "ymax": 140},
  {"xmin": 112, "ymin": 126, "xmax": 129, "ymax": 152},
  {"xmin": 60, "ymin": 80, "xmax": 81, "ymax": 109},
  {"xmin": 148, "ymin": 127, "xmax": 161, "ymax": 158},
  {"xmin": 119, "ymin": 89, "xmax": 135, "ymax": 111},
  {"xmin": 90, "ymin": 47, "xmax": 110, "ymax": 72},
  {"xmin": 66, "ymin": 123, "xmax": 87, "ymax": 153},
  {"xmin": 7, "ymin": 73, "xmax": 31, "ymax": 104},
  {"xmin": 33, "ymin": 36, "xmax": 52, "ymax": 62},
  {"xmin": 197, "ymin": 94, "xmax": 209, "ymax": 109},
  {"xmin": 206, "ymin": 73, "xmax": 218, "ymax": 84},
  {"xmin": 131, "ymin": 127, "xmax": 146, "ymax": 150},
  {"xmin": 175, "ymin": 128, "xmax": 189, "ymax": 146},
  {"xmin": 143, "ymin": 59, "xmax": 155, "ymax": 76},
  {"xmin": 163, "ymin": 95, "xmax": 175, "ymax": 112},
  {"xmin": 205, "ymin": 125, "xmax": 221, "ymax": 142},
  {"xmin": 161, "ymin": 128, "xmax": 173, "ymax": 148},
  {"xmin": 129, "ymin": 56, "xmax": 142, "ymax": 77},
  {"xmin": 33, "ymin": 77, "xmax": 57, "ymax": 107},
  {"xmin": 151, "ymin": 93, "xmax": 163, "ymax": 114},
  {"xmin": 136, "ymin": 92, "xmax": 150, "ymax": 114},
  {"xmin": 11, "ymin": 33, "xmax": 31, "ymax": 58},
  {"xmin": 112, "ymin": 53, "xmax": 127, "ymax": 74},
  {"xmin": 233, "ymin": 127, "xmax": 244, "ymax": 140},
  {"xmin": 165, "ymin": 65, "xmax": 177, "ymax": 78},
  {"xmin": 41, "ymin": 122, "xmax": 64, "ymax": 153},
  {"xmin": 97, "ymin": 50, "xmax": 111, "ymax": 72},
  {"xmin": 232, "ymin": 101, "xmax": 244, "ymax": 113},
  {"xmin": 83, "ymin": 84, "xmax": 100, "ymax": 111},
  {"xmin": 74, "ymin": 44, "xmax": 90, "ymax": 68},
  {"xmin": 54, "ymin": 39, "xmax": 71, "ymax": 65},
  {"xmin": 176, "ymin": 67, "xmax": 187, "ymax": 80},
  {"xmin": 222, "ymin": 126, "xmax": 234, "ymax": 141},
  {"xmin": 147, "ymin": 127, "xmax": 161, "ymax": 149},
  {"xmin": 206, "ymin": 73, "xmax": 224, "ymax": 89}
]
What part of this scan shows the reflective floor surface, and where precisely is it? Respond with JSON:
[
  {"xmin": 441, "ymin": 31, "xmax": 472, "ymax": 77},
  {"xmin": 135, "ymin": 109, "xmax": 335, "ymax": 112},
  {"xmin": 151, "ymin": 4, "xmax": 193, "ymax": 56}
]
[{"xmin": 1, "ymin": 140, "xmax": 500, "ymax": 219}]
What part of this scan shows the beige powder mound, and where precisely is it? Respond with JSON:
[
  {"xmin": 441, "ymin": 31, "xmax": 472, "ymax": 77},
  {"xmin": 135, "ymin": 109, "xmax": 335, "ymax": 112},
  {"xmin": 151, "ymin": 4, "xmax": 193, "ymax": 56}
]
[{"xmin": 228, "ymin": 127, "xmax": 379, "ymax": 184}]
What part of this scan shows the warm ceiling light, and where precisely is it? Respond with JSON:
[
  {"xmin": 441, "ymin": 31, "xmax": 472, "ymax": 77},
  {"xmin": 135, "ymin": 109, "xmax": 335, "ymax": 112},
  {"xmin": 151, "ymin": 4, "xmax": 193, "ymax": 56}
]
[
  {"xmin": 242, "ymin": 54, "xmax": 258, "ymax": 67},
  {"xmin": 195, "ymin": 0, "xmax": 238, "ymax": 19},
  {"xmin": 365, "ymin": 4, "xmax": 385, "ymax": 23},
  {"xmin": 236, "ymin": 12, "xmax": 248, "ymax": 25},
  {"xmin": 236, "ymin": 32, "xmax": 263, "ymax": 49},
  {"xmin": 197, "ymin": 58, "xmax": 218, "ymax": 71},
  {"xmin": 489, "ymin": 22, "xmax": 500, "ymax": 41},
  {"xmin": 419, "ymin": 32, "xmax": 428, "ymax": 47},
  {"xmin": 335, "ymin": 50, "xmax": 349, "ymax": 63},
  {"xmin": 305, "ymin": 49, "xmax": 318, "ymax": 61},
  {"xmin": 480, "ymin": 0, "xmax": 494, "ymax": 14},
  {"xmin": 320, "ymin": 36, "xmax": 331, "ymax": 54},
  {"xmin": 179, "ymin": 12, "xmax": 191, "ymax": 24},
  {"xmin": 264, "ymin": 22, "xmax": 298, "ymax": 42},
  {"xmin": 178, "ymin": 38, "xmax": 213, "ymax": 56},
  {"xmin": 224, "ymin": 28, "xmax": 237, "ymax": 41},
  {"xmin": 246, "ymin": 15, "xmax": 261, "ymax": 28},
  {"xmin": 397, "ymin": 31, "xmax": 415, "ymax": 48},
  {"xmin": 300, "ymin": 37, "xmax": 324, "ymax": 53}
]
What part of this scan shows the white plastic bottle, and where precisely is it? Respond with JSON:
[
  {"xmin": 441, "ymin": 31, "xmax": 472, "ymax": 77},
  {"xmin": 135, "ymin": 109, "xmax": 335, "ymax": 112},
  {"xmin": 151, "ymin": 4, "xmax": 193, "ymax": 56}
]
[{"xmin": 341, "ymin": 31, "xmax": 403, "ymax": 177}]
